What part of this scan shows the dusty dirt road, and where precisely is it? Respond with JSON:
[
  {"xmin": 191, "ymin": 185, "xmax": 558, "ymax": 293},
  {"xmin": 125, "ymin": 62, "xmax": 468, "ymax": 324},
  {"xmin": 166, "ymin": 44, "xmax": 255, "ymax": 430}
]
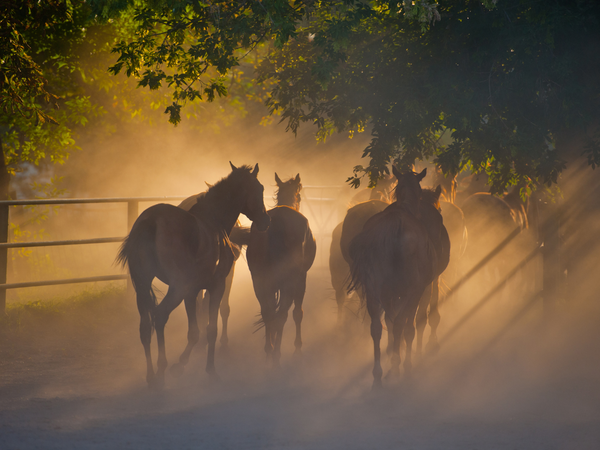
[{"xmin": 1, "ymin": 266, "xmax": 599, "ymax": 449}]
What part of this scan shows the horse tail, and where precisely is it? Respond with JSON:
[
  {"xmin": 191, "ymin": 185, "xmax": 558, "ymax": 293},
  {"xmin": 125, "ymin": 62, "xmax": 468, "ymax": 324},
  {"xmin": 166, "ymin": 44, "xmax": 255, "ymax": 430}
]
[
  {"xmin": 114, "ymin": 217, "xmax": 158, "ymax": 314},
  {"xmin": 115, "ymin": 234, "xmax": 131, "ymax": 269},
  {"xmin": 347, "ymin": 212, "xmax": 401, "ymax": 305}
]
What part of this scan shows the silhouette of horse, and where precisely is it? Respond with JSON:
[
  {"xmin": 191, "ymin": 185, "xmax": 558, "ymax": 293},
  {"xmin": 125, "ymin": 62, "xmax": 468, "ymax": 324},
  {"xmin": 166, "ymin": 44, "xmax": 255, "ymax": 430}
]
[
  {"xmin": 177, "ymin": 191, "xmax": 241, "ymax": 351},
  {"xmin": 245, "ymin": 173, "xmax": 316, "ymax": 365},
  {"xmin": 329, "ymin": 174, "xmax": 399, "ymax": 325},
  {"xmin": 330, "ymin": 199, "xmax": 388, "ymax": 325},
  {"xmin": 116, "ymin": 163, "xmax": 270, "ymax": 387},
  {"xmin": 461, "ymin": 193, "xmax": 520, "ymax": 267},
  {"xmin": 349, "ymin": 167, "xmax": 449, "ymax": 388}
]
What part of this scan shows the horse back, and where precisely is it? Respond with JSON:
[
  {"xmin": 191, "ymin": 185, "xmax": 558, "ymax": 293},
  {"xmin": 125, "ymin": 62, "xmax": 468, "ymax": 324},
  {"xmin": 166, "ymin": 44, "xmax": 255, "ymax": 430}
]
[
  {"xmin": 248, "ymin": 206, "xmax": 315, "ymax": 273},
  {"xmin": 130, "ymin": 204, "xmax": 219, "ymax": 285},
  {"xmin": 340, "ymin": 200, "xmax": 388, "ymax": 264},
  {"xmin": 350, "ymin": 205, "xmax": 437, "ymax": 296}
]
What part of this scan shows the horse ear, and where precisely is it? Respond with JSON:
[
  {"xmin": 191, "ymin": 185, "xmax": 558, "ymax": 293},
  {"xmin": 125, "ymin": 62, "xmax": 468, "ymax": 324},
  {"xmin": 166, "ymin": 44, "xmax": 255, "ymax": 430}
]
[
  {"xmin": 434, "ymin": 185, "xmax": 442, "ymax": 198},
  {"xmin": 252, "ymin": 163, "xmax": 259, "ymax": 176},
  {"xmin": 295, "ymin": 173, "xmax": 301, "ymax": 183},
  {"xmin": 230, "ymin": 161, "xmax": 237, "ymax": 171},
  {"xmin": 275, "ymin": 172, "xmax": 283, "ymax": 186},
  {"xmin": 416, "ymin": 168, "xmax": 427, "ymax": 182},
  {"xmin": 392, "ymin": 165, "xmax": 402, "ymax": 179}
]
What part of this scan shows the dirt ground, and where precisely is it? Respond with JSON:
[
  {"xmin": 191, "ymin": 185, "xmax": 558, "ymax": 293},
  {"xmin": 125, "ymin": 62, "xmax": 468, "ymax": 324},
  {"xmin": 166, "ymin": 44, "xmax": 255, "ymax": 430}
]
[{"xmin": 1, "ymin": 265, "xmax": 599, "ymax": 449}]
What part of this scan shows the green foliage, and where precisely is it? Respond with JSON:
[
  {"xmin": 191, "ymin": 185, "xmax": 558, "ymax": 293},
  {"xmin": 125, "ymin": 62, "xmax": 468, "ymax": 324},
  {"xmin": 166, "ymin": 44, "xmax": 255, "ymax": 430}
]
[
  {"xmin": 262, "ymin": 0, "xmax": 600, "ymax": 193},
  {"xmin": 97, "ymin": 0, "xmax": 600, "ymax": 192},
  {"xmin": 0, "ymin": 0, "xmax": 89, "ymax": 123},
  {"xmin": 96, "ymin": 0, "xmax": 307, "ymax": 125}
]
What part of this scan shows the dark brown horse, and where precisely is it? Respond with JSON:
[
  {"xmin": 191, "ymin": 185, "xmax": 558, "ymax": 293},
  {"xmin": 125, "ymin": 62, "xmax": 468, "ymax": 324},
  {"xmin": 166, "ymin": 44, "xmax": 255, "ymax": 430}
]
[
  {"xmin": 177, "ymin": 192, "xmax": 241, "ymax": 351},
  {"xmin": 116, "ymin": 163, "xmax": 270, "ymax": 387},
  {"xmin": 349, "ymin": 168, "xmax": 449, "ymax": 388},
  {"xmin": 245, "ymin": 173, "xmax": 316, "ymax": 365},
  {"xmin": 330, "ymin": 199, "xmax": 388, "ymax": 325}
]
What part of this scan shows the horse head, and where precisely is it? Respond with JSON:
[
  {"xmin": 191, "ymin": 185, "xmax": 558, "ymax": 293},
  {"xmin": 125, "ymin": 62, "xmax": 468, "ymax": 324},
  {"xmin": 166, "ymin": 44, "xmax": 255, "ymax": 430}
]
[
  {"xmin": 275, "ymin": 172, "xmax": 302, "ymax": 211},
  {"xmin": 421, "ymin": 185, "xmax": 443, "ymax": 211},
  {"xmin": 230, "ymin": 162, "xmax": 270, "ymax": 231},
  {"xmin": 392, "ymin": 166, "xmax": 426, "ymax": 210}
]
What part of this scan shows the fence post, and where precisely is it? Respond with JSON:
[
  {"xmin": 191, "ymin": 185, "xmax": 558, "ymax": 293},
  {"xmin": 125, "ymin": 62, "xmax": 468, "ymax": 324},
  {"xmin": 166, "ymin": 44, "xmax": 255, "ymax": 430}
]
[
  {"xmin": 126, "ymin": 201, "xmax": 138, "ymax": 298},
  {"xmin": 0, "ymin": 203, "xmax": 8, "ymax": 315},
  {"xmin": 127, "ymin": 200, "xmax": 139, "ymax": 231}
]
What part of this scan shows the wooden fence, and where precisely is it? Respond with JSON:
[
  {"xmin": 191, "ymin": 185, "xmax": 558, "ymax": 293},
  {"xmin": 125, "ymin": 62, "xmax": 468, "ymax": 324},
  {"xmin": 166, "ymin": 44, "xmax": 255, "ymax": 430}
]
[
  {"xmin": 0, "ymin": 197, "xmax": 185, "ymax": 313},
  {"xmin": 0, "ymin": 188, "xmax": 345, "ymax": 314}
]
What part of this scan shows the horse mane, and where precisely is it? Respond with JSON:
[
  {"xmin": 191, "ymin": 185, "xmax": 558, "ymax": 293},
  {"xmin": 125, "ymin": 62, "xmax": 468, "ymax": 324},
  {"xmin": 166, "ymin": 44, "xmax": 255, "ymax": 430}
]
[{"xmin": 188, "ymin": 165, "xmax": 254, "ymax": 216}]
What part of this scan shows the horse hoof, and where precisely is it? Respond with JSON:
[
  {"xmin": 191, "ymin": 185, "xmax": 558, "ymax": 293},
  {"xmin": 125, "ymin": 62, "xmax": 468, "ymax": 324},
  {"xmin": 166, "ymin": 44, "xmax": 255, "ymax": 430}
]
[
  {"xmin": 170, "ymin": 363, "xmax": 185, "ymax": 378},
  {"xmin": 425, "ymin": 341, "xmax": 440, "ymax": 355},
  {"xmin": 147, "ymin": 376, "xmax": 164, "ymax": 390},
  {"xmin": 371, "ymin": 379, "xmax": 383, "ymax": 391},
  {"xmin": 208, "ymin": 372, "xmax": 221, "ymax": 384},
  {"xmin": 219, "ymin": 344, "xmax": 230, "ymax": 356}
]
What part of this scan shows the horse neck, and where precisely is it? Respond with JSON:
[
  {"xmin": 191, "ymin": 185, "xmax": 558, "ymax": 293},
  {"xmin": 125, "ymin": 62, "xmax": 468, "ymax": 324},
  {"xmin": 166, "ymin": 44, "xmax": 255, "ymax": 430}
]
[
  {"xmin": 396, "ymin": 189, "xmax": 421, "ymax": 216},
  {"xmin": 277, "ymin": 192, "xmax": 299, "ymax": 211},
  {"xmin": 191, "ymin": 186, "xmax": 241, "ymax": 234}
]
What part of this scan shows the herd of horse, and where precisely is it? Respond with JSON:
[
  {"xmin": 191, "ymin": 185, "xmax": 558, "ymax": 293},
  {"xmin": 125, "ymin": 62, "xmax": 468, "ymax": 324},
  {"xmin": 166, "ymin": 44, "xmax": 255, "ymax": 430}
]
[{"xmin": 117, "ymin": 162, "xmax": 532, "ymax": 389}]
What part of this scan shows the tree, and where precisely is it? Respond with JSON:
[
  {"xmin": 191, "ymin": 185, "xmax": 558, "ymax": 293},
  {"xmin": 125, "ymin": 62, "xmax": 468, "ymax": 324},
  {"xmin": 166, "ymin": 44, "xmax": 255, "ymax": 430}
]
[
  {"xmin": 102, "ymin": 0, "xmax": 600, "ymax": 193},
  {"xmin": 0, "ymin": 0, "xmax": 101, "ymax": 200}
]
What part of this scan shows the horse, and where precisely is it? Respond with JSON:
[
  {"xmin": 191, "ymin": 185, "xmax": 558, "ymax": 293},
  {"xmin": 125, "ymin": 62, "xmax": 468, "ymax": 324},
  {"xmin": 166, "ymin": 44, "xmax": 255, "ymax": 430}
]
[
  {"xmin": 245, "ymin": 173, "xmax": 316, "ymax": 366},
  {"xmin": 177, "ymin": 192, "xmax": 242, "ymax": 351},
  {"xmin": 330, "ymin": 199, "xmax": 388, "ymax": 326},
  {"xmin": 116, "ymin": 163, "xmax": 270, "ymax": 387},
  {"xmin": 349, "ymin": 167, "xmax": 449, "ymax": 389}
]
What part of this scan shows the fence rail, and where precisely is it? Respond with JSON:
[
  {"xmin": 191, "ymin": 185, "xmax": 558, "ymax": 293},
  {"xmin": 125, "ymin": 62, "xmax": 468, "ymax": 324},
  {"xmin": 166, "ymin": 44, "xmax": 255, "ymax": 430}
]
[
  {"xmin": 0, "ymin": 196, "xmax": 186, "ymax": 313},
  {"xmin": 0, "ymin": 189, "xmax": 343, "ymax": 314}
]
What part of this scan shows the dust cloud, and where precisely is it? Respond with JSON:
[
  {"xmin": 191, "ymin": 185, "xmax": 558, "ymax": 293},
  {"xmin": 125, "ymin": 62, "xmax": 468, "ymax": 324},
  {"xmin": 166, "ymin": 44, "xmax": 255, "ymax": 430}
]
[{"xmin": 1, "ymin": 116, "xmax": 600, "ymax": 449}]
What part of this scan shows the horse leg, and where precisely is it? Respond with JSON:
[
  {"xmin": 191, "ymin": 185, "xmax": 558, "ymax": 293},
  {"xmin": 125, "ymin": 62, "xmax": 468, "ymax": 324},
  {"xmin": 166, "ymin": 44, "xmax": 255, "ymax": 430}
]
[
  {"xmin": 153, "ymin": 285, "xmax": 185, "ymax": 387},
  {"xmin": 425, "ymin": 277, "xmax": 441, "ymax": 354},
  {"xmin": 386, "ymin": 312, "xmax": 404, "ymax": 381},
  {"xmin": 292, "ymin": 275, "xmax": 307, "ymax": 355},
  {"xmin": 273, "ymin": 289, "xmax": 294, "ymax": 366},
  {"xmin": 254, "ymin": 280, "xmax": 277, "ymax": 365},
  {"xmin": 170, "ymin": 287, "xmax": 202, "ymax": 378},
  {"xmin": 219, "ymin": 263, "xmax": 235, "ymax": 351},
  {"xmin": 402, "ymin": 289, "xmax": 425, "ymax": 377},
  {"xmin": 415, "ymin": 283, "xmax": 433, "ymax": 358},
  {"xmin": 196, "ymin": 290, "xmax": 208, "ymax": 348},
  {"xmin": 206, "ymin": 280, "xmax": 226, "ymax": 381},
  {"xmin": 134, "ymin": 278, "xmax": 156, "ymax": 386},
  {"xmin": 384, "ymin": 313, "xmax": 394, "ymax": 357},
  {"xmin": 367, "ymin": 299, "xmax": 383, "ymax": 390}
]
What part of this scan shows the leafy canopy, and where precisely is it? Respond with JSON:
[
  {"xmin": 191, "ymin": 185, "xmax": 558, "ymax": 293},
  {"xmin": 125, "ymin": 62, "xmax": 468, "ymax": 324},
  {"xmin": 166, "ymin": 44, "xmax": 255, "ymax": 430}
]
[{"xmin": 100, "ymin": 0, "xmax": 600, "ymax": 193}]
